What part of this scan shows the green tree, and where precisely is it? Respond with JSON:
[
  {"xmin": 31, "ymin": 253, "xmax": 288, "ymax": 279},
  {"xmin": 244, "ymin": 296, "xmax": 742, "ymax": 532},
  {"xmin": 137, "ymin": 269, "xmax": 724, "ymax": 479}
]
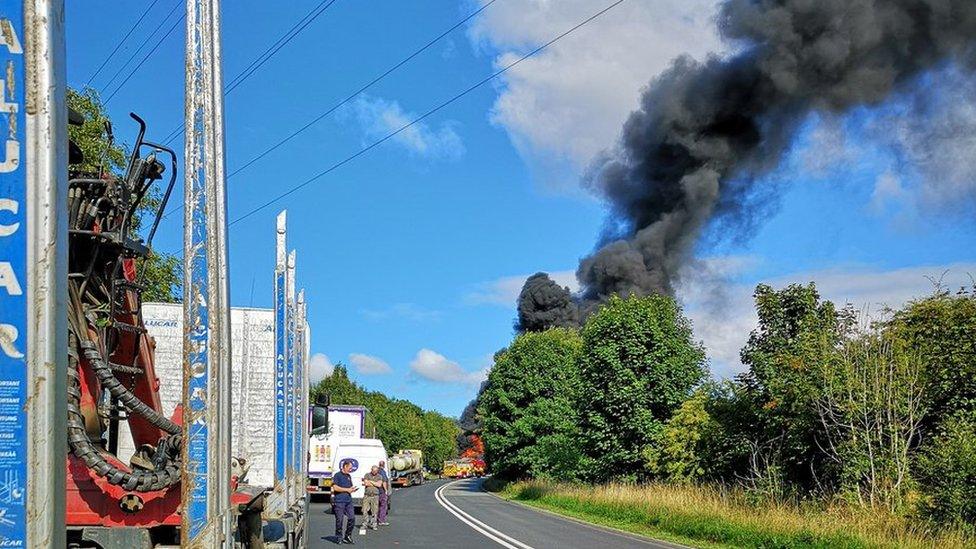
[
  {"xmin": 579, "ymin": 295, "xmax": 706, "ymax": 482},
  {"xmin": 645, "ymin": 388, "xmax": 717, "ymax": 483},
  {"xmin": 421, "ymin": 412, "xmax": 460, "ymax": 473},
  {"xmin": 739, "ymin": 283, "xmax": 849, "ymax": 491},
  {"xmin": 479, "ymin": 328, "xmax": 583, "ymax": 480},
  {"xmin": 915, "ymin": 412, "xmax": 976, "ymax": 525},
  {"xmin": 309, "ymin": 365, "xmax": 458, "ymax": 471},
  {"xmin": 888, "ymin": 289, "xmax": 976, "ymax": 431},
  {"xmin": 67, "ymin": 87, "xmax": 182, "ymax": 302}
]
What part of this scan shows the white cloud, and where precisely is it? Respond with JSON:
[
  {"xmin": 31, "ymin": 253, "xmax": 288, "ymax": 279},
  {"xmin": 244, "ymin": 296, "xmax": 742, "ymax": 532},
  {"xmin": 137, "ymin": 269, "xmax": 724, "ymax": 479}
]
[
  {"xmin": 678, "ymin": 260, "xmax": 976, "ymax": 378},
  {"xmin": 409, "ymin": 348, "xmax": 488, "ymax": 386},
  {"xmin": 342, "ymin": 95, "xmax": 464, "ymax": 159},
  {"xmin": 360, "ymin": 303, "xmax": 442, "ymax": 322},
  {"xmin": 469, "ymin": 0, "xmax": 722, "ymax": 184},
  {"xmin": 309, "ymin": 353, "xmax": 335, "ymax": 384},
  {"xmin": 869, "ymin": 171, "xmax": 908, "ymax": 215},
  {"xmin": 349, "ymin": 353, "xmax": 392, "ymax": 375},
  {"xmin": 465, "ymin": 270, "xmax": 579, "ymax": 306}
]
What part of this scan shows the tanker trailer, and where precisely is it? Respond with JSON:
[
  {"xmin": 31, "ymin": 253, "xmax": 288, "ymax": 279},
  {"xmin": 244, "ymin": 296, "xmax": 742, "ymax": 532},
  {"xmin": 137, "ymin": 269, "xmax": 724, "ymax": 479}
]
[{"xmin": 390, "ymin": 450, "xmax": 424, "ymax": 487}]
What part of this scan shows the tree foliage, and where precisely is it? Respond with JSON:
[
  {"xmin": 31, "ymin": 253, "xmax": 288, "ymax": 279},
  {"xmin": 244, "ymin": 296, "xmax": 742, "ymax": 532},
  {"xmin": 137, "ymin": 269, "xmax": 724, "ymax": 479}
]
[
  {"xmin": 579, "ymin": 295, "xmax": 707, "ymax": 482},
  {"xmin": 737, "ymin": 283, "xmax": 850, "ymax": 490},
  {"xmin": 311, "ymin": 365, "xmax": 459, "ymax": 471},
  {"xmin": 478, "ymin": 328, "xmax": 583, "ymax": 480},
  {"xmin": 67, "ymin": 87, "xmax": 182, "ymax": 302}
]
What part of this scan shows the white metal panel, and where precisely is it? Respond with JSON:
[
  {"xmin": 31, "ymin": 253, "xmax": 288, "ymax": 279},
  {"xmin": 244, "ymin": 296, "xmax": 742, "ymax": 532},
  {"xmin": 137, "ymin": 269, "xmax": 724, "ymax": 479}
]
[{"xmin": 119, "ymin": 304, "xmax": 286, "ymax": 490}]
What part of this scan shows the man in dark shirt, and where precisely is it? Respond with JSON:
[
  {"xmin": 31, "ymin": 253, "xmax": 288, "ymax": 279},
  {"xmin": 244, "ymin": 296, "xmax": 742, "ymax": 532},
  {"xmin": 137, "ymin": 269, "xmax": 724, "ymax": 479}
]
[
  {"xmin": 377, "ymin": 460, "xmax": 390, "ymax": 526},
  {"xmin": 332, "ymin": 460, "xmax": 357, "ymax": 544}
]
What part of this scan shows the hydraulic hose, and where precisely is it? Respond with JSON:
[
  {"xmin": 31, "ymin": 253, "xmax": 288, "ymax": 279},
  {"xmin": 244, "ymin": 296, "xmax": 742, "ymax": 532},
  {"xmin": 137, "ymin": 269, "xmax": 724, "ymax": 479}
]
[{"xmin": 67, "ymin": 333, "xmax": 182, "ymax": 492}]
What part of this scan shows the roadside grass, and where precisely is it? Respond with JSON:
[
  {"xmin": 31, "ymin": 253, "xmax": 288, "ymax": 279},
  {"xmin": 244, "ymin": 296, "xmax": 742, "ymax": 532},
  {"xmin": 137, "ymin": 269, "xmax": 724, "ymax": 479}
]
[{"xmin": 489, "ymin": 480, "xmax": 973, "ymax": 549}]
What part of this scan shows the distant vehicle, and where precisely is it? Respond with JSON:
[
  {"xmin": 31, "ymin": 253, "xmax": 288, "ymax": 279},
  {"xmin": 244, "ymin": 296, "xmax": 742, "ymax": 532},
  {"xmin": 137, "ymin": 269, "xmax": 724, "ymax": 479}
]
[
  {"xmin": 306, "ymin": 402, "xmax": 368, "ymax": 498},
  {"xmin": 332, "ymin": 438, "xmax": 390, "ymax": 507},
  {"xmin": 390, "ymin": 450, "xmax": 424, "ymax": 487},
  {"xmin": 443, "ymin": 457, "xmax": 486, "ymax": 479}
]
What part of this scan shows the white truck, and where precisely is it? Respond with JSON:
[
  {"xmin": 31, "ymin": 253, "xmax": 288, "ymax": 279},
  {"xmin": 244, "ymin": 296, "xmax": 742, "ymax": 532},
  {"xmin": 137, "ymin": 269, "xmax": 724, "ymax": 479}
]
[{"xmin": 307, "ymin": 404, "xmax": 368, "ymax": 498}]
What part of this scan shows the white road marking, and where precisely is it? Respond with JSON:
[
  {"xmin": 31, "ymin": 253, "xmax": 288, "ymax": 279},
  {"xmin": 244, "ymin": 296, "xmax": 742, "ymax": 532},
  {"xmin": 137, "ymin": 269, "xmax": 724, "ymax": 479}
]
[{"xmin": 434, "ymin": 480, "xmax": 536, "ymax": 549}]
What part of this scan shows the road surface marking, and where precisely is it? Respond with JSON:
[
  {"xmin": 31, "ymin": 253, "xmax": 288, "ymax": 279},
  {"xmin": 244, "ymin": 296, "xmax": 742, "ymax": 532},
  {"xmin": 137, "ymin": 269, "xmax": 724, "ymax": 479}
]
[{"xmin": 434, "ymin": 480, "xmax": 535, "ymax": 549}]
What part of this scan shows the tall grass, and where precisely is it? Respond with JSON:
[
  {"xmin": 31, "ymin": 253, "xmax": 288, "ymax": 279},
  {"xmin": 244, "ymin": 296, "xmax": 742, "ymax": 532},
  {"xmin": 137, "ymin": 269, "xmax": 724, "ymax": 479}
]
[{"xmin": 495, "ymin": 480, "xmax": 972, "ymax": 549}]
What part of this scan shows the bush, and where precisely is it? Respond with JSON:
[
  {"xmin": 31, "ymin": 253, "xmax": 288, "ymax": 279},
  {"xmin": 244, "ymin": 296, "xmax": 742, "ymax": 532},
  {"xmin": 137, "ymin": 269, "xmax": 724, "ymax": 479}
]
[{"xmin": 916, "ymin": 413, "xmax": 976, "ymax": 526}]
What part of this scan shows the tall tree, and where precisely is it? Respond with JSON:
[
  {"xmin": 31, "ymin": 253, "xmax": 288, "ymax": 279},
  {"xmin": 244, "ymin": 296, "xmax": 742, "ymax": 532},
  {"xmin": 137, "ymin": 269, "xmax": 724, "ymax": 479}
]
[
  {"xmin": 739, "ymin": 283, "xmax": 850, "ymax": 491},
  {"xmin": 67, "ymin": 87, "xmax": 181, "ymax": 302},
  {"xmin": 579, "ymin": 295, "xmax": 706, "ymax": 482},
  {"xmin": 479, "ymin": 328, "xmax": 583, "ymax": 480}
]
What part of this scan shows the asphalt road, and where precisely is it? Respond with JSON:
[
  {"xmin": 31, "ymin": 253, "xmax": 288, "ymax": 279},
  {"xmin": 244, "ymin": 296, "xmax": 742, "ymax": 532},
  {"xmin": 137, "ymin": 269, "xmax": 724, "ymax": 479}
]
[{"xmin": 308, "ymin": 478, "xmax": 681, "ymax": 548}]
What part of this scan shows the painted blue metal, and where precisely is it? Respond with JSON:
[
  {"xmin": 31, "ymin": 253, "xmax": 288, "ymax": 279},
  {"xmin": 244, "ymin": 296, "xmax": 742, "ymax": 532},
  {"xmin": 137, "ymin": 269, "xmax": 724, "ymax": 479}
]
[
  {"xmin": 0, "ymin": 3, "xmax": 28, "ymax": 545},
  {"xmin": 285, "ymin": 276, "xmax": 296, "ymax": 500},
  {"xmin": 274, "ymin": 270, "xmax": 287, "ymax": 485},
  {"xmin": 185, "ymin": 125, "xmax": 211, "ymax": 540}
]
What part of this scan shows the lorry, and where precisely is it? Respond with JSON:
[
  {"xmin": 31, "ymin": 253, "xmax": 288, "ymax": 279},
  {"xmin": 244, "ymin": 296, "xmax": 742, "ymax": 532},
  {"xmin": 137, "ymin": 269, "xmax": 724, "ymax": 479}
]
[
  {"xmin": 307, "ymin": 403, "xmax": 368, "ymax": 497},
  {"xmin": 390, "ymin": 450, "xmax": 424, "ymax": 487}
]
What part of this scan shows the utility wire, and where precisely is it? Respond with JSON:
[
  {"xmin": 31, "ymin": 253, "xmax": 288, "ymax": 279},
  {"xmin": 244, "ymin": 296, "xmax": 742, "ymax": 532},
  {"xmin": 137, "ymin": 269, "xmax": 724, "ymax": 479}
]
[
  {"xmin": 100, "ymin": 0, "xmax": 183, "ymax": 94},
  {"xmin": 228, "ymin": 0, "xmax": 626, "ymax": 227},
  {"xmin": 161, "ymin": 0, "xmax": 341, "ymax": 146},
  {"xmin": 158, "ymin": 0, "xmax": 500, "ymax": 222},
  {"xmin": 85, "ymin": 0, "xmax": 165, "ymax": 87},
  {"xmin": 227, "ymin": 0, "xmax": 498, "ymax": 180},
  {"xmin": 104, "ymin": 13, "xmax": 186, "ymax": 105}
]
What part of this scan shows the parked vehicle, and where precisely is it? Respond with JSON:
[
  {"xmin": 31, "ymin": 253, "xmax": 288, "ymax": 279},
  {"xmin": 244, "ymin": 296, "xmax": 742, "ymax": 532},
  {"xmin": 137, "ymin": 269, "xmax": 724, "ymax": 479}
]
[
  {"xmin": 390, "ymin": 450, "xmax": 424, "ymax": 487},
  {"xmin": 332, "ymin": 439, "xmax": 390, "ymax": 506},
  {"xmin": 307, "ymin": 403, "xmax": 368, "ymax": 498}
]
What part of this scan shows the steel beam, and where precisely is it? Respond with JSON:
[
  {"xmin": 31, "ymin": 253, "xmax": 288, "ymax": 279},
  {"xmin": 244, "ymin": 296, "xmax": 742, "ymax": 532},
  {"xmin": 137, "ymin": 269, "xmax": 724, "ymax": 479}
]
[
  {"xmin": 0, "ymin": 1, "xmax": 67, "ymax": 546},
  {"xmin": 285, "ymin": 250, "xmax": 297, "ymax": 503},
  {"xmin": 182, "ymin": 0, "xmax": 233, "ymax": 546},
  {"xmin": 271, "ymin": 211, "xmax": 288, "ymax": 516}
]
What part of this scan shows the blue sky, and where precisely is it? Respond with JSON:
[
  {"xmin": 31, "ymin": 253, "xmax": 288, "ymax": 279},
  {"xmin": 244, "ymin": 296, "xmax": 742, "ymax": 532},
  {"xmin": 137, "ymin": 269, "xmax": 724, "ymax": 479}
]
[{"xmin": 66, "ymin": 1, "xmax": 976, "ymax": 417}]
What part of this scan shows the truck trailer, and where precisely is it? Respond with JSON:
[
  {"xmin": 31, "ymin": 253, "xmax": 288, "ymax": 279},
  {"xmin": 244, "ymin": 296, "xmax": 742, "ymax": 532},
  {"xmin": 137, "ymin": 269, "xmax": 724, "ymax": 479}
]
[{"xmin": 390, "ymin": 450, "xmax": 424, "ymax": 487}]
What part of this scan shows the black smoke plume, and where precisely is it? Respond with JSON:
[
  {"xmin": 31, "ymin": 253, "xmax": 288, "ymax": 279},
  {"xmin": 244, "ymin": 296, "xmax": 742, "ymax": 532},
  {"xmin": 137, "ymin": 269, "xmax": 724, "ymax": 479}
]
[
  {"xmin": 526, "ymin": 0, "xmax": 976, "ymax": 313},
  {"xmin": 516, "ymin": 273, "xmax": 579, "ymax": 333}
]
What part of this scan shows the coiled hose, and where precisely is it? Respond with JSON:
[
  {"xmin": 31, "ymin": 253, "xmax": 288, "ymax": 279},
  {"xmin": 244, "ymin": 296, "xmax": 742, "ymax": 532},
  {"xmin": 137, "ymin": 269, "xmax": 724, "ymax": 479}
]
[
  {"xmin": 67, "ymin": 282, "xmax": 183, "ymax": 492},
  {"xmin": 67, "ymin": 333, "xmax": 183, "ymax": 492}
]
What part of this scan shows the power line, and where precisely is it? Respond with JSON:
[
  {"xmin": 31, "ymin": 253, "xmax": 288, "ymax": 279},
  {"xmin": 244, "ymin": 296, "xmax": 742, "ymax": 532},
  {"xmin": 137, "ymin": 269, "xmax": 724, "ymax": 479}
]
[
  {"xmin": 225, "ymin": 0, "xmax": 340, "ymax": 95},
  {"xmin": 104, "ymin": 13, "xmax": 186, "ymax": 105},
  {"xmin": 158, "ymin": 0, "xmax": 500, "ymax": 222},
  {"xmin": 85, "ymin": 0, "xmax": 165, "ymax": 87},
  {"xmin": 161, "ymin": 0, "xmax": 341, "ymax": 146},
  {"xmin": 100, "ymin": 0, "xmax": 183, "ymax": 94},
  {"xmin": 226, "ymin": 0, "xmax": 498, "ymax": 180},
  {"xmin": 228, "ymin": 0, "xmax": 626, "ymax": 227}
]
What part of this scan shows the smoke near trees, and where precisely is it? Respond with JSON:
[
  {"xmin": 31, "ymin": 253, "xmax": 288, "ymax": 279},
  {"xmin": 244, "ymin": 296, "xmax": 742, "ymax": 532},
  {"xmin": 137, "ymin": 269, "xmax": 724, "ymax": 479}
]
[
  {"xmin": 515, "ymin": 273, "xmax": 579, "ymax": 333},
  {"xmin": 519, "ymin": 0, "xmax": 976, "ymax": 312}
]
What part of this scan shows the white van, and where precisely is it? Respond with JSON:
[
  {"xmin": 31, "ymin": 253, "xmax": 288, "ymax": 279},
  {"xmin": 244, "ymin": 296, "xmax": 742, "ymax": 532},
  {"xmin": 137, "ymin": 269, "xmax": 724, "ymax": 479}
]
[{"xmin": 332, "ymin": 438, "xmax": 389, "ymax": 506}]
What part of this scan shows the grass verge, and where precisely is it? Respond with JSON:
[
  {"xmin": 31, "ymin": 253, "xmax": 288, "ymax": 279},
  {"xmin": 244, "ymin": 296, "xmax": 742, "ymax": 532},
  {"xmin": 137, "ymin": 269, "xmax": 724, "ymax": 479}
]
[{"xmin": 489, "ymin": 480, "xmax": 973, "ymax": 549}]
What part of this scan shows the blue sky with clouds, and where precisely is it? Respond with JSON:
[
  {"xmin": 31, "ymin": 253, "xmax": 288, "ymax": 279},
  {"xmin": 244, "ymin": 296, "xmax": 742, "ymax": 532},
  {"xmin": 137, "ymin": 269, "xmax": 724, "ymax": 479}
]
[{"xmin": 66, "ymin": 1, "xmax": 976, "ymax": 417}]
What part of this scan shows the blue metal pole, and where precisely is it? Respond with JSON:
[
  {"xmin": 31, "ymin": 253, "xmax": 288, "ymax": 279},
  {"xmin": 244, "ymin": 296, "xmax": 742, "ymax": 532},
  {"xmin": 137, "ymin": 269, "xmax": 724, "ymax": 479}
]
[
  {"xmin": 274, "ymin": 212, "xmax": 288, "ymax": 497},
  {"xmin": 0, "ymin": 1, "xmax": 67, "ymax": 546}
]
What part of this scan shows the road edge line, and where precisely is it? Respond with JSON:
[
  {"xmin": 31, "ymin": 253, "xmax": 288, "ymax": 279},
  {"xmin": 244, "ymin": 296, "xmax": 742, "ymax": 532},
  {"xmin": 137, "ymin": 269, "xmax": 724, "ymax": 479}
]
[{"xmin": 434, "ymin": 480, "xmax": 535, "ymax": 549}]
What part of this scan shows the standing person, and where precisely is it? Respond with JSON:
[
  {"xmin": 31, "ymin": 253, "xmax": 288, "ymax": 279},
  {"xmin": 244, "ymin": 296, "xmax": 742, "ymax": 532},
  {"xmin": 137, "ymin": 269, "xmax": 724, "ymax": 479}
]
[
  {"xmin": 332, "ymin": 460, "xmax": 357, "ymax": 545},
  {"xmin": 361, "ymin": 465, "xmax": 383, "ymax": 530},
  {"xmin": 377, "ymin": 460, "xmax": 390, "ymax": 526}
]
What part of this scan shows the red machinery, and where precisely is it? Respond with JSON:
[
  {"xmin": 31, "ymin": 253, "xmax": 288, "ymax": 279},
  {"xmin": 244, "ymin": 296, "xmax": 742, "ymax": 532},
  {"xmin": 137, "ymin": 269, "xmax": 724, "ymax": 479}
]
[{"xmin": 64, "ymin": 113, "xmax": 184, "ymax": 547}]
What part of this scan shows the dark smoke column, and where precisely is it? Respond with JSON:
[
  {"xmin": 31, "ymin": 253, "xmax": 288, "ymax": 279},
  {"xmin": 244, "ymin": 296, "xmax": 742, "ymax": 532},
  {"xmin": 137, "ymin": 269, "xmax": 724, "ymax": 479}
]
[
  {"xmin": 554, "ymin": 0, "xmax": 976, "ymax": 310},
  {"xmin": 515, "ymin": 273, "xmax": 580, "ymax": 332}
]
